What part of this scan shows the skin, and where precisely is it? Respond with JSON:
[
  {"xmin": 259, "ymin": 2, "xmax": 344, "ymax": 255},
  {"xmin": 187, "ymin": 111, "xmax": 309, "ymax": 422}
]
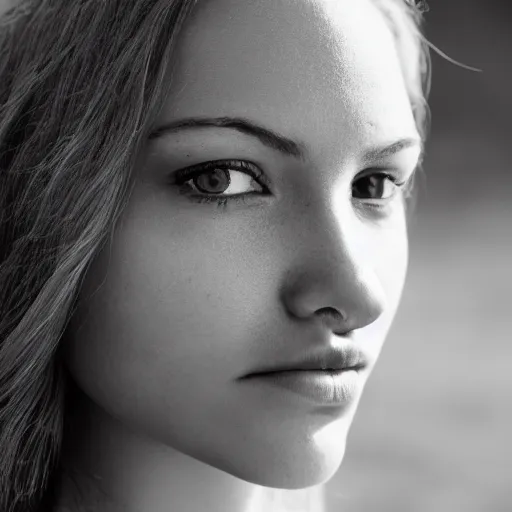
[{"xmin": 56, "ymin": 0, "xmax": 422, "ymax": 511}]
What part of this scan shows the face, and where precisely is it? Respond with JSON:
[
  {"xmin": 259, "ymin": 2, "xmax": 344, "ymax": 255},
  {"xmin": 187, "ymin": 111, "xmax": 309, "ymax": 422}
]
[{"xmin": 63, "ymin": 0, "xmax": 421, "ymax": 490}]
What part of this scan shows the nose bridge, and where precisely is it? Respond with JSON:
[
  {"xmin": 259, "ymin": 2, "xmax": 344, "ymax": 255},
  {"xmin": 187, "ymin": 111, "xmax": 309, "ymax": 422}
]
[{"xmin": 282, "ymin": 206, "xmax": 387, "ymax": 334}]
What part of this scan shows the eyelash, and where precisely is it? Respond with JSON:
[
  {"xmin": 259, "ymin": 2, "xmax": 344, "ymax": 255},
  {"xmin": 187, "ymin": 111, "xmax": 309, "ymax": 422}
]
[
  {"xmin": 172, "ymin": 159, "xmax": 409, "ymax": 211},
  {"xmin": 173, "ymin": 159, "xmax": 268, "ymax": 209}
]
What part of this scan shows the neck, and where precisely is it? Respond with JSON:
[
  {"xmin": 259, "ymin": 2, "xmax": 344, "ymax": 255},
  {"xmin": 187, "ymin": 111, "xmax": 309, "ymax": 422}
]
[{"xmin": 54, "ymin": 386, "xmax": 263, "ymax": 512}]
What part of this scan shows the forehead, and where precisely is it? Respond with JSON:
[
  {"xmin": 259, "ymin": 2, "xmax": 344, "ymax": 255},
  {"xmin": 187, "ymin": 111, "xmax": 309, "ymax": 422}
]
[{"xmin": 159, "ymin": 0, "xmax": 418, "ymax": 161}]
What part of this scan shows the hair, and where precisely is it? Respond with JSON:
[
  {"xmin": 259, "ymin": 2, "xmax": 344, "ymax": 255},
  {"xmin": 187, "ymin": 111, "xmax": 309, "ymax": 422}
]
[{"xmin": 0, "ymin": 1, "xmax": 431, "ymax": 511}]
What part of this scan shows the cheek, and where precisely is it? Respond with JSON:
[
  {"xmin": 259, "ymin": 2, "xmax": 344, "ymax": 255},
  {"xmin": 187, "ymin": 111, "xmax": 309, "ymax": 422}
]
[
  {"xmin": 365, "ymin": 214, "xmax": 409, "ymax": 354},
  {"xmin": 61, "ymin": 213, "xmax": 266, "ymax": 448},
  {"xmin": 379, "ymin": 219, "xmax": 409, "ymax": 300}
]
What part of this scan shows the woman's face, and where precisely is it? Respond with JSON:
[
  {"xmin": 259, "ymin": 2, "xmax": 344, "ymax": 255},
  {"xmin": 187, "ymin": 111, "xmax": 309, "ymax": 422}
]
[{"xmin": 64, "ymin": 0, "xmax": 421, "ymax": 489}]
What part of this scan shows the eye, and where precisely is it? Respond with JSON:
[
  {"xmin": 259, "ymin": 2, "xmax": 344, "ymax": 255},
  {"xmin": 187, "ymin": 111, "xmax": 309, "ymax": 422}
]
[
  {"xmin": 352, "ymin": 172, "xmax": 404, "ymax": 201},
  {"xmin": 173, "ymin": 159, "xmax": 268, "ymax": 207}
]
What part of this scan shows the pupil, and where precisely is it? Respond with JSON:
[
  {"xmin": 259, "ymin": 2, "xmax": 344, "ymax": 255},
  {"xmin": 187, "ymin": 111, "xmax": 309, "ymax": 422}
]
[{"xmin": 353, "ymin": 176, "xmax": 383, "ymax": 199}]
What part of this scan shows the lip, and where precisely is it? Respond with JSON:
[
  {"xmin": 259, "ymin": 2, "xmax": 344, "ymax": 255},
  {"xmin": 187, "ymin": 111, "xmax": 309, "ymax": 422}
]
[
  {"xmin": 238, "ymin": 344, "xmax": 368, "ymax": 406},
  {"xmin": 240, "ymin": 368, "xmax": 362, "ymax": 406},
  {"xmin": 242, "ymin": 344, "xmax": 368, "ymax": 375}
]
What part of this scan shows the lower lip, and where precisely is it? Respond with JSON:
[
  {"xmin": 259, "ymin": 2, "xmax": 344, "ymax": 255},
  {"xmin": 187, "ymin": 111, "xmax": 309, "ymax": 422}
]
[{"xmin": 241, "ymin": 369, "xmax": 362, "ymax": 406}]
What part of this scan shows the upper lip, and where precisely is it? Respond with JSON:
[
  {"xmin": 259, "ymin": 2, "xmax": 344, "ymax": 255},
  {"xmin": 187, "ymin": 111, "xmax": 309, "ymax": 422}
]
[{"xmin": 242, "ymin": 344, "xmax": 368, "ymax": 377}]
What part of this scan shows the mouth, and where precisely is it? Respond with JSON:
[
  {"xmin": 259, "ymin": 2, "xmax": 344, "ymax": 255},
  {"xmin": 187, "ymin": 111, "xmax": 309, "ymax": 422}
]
[
  {"xmin": 238, "ymin": 367, "xmax": 363, "ymax": 406},
  {"xmin": 241, "ymin": 344, "xmax": 368, "ymax": 377},
  {"xmin": 245, "ymin": 365, "xmax": 365, "ymax": 377},
  {"xmin": 237, "ymin": 345, "xmax": 368, "ymax": 406}
]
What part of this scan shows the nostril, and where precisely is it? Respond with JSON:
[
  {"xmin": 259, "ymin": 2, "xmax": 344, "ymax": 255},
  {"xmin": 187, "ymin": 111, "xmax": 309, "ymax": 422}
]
[{"xmin": 316, "ymin": 307, "xmax": 348, "ymax": 335}]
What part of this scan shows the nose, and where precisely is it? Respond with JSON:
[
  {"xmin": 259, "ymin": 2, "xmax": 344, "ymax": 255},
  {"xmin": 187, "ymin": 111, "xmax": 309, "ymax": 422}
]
[{"xmin": 280, "ymin": 214, "xmax": 387, "ymax": 336}]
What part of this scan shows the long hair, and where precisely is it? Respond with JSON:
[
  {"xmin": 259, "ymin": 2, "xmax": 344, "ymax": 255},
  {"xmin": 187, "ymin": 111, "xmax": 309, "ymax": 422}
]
[{"xmin": 0, "ymin": 1, "xmax": 431, "ymax": 511}]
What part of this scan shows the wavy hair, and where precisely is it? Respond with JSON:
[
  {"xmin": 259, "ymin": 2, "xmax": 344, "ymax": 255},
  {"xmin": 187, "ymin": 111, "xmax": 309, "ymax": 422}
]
[{"xmin": 0, "ymin": 1, "xmax": 431, "ymax": 511}]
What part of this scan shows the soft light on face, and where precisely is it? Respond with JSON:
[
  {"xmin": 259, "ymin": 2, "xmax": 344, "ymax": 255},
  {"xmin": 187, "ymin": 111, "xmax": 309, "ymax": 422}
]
[{"xmin": 63, "ymin": 0, "xmax": 421, "ymax": 490}]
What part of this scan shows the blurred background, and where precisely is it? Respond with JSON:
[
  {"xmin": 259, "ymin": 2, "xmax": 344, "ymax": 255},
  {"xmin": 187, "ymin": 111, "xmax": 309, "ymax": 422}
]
[{"xmin": 328, "ymin": 1, "xmax": 512, "ymax": 511}]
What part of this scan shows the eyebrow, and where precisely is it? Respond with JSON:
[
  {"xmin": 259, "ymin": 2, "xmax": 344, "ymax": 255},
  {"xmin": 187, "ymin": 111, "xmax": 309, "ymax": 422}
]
[
  {"xmin": 148, "ymin": 116, "xmax": 306, "ymax": 160},
  {"xmin": 361, "ymin": 137, "xmax": 424, "ymax": 166},
  {"xmin": 148, "ymin": 116, "xmax": 422, "ymax": 164}
]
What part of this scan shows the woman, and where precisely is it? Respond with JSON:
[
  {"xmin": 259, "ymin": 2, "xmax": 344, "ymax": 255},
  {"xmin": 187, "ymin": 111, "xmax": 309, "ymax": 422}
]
[{"xmin": 0, "ymin": 1, "xmax": 431, "ymax": 511}]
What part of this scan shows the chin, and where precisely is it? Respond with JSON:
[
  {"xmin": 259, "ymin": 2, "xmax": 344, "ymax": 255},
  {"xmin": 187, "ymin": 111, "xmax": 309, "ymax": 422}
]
[
  {"xmin": 202, "ymin": 415, "xmax": 352, "ymax": 490},
  {"xmin": 228, "ymin": 440, "xmax": 347, "ymax": 490}
]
